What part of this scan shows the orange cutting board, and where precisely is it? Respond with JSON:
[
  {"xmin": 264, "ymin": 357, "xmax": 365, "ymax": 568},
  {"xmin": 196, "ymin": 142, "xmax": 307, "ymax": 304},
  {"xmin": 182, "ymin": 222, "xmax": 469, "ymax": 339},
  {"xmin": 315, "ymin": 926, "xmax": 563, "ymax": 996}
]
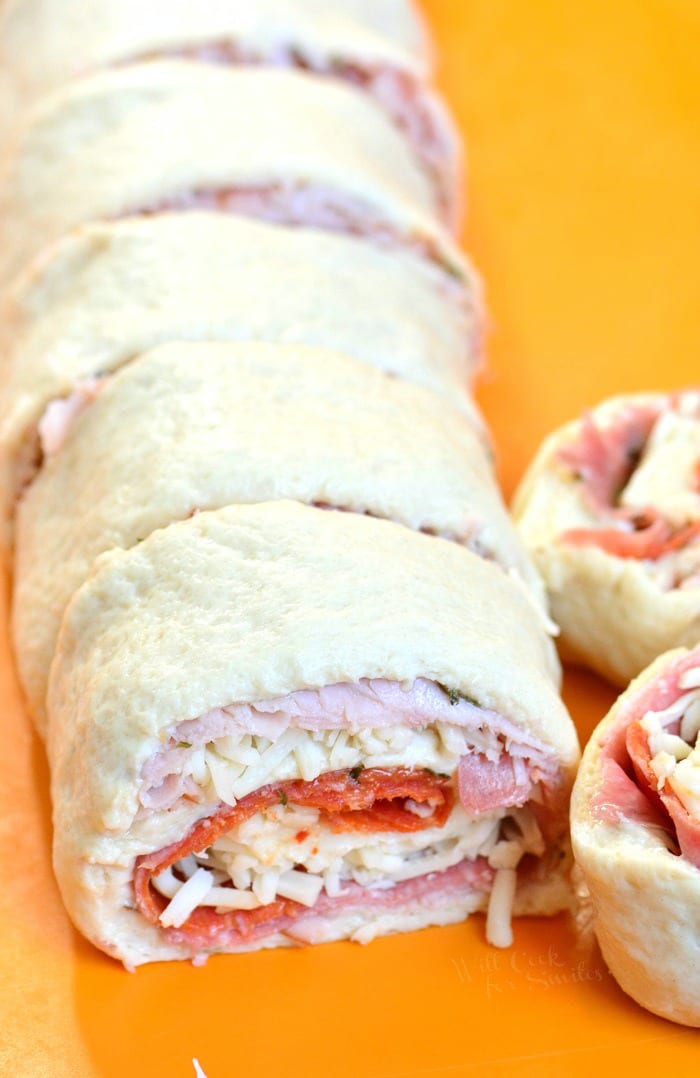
[{"xmin": 1, "ymin": 2, "xmax": 699, "ymax": 1074}]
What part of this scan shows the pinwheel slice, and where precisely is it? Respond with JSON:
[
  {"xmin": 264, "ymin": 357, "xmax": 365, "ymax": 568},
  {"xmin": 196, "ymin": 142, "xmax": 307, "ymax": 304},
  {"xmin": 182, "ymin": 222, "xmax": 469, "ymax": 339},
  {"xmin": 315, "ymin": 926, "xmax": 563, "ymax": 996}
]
[
  {"xmin": 13, "ymin": 341, "xmax": 540, "ymax": 732},
  {"xmin": 0, "ymin": 61, "xmax": 464, "ymax": 287},
  {"xmin": 0, "ymin": 213, "xmax": 483, "ymax": 534},
  {"xmin": 48, "ymin": 502, "xmax": 579, "ymax": 966},
  {"xmin": 572, "ymin": 646, "xmax": 700, "ymax": 1027},
  {"xmin": 514, "ymin": 389, "xmax": 700, "ymax": 684}
]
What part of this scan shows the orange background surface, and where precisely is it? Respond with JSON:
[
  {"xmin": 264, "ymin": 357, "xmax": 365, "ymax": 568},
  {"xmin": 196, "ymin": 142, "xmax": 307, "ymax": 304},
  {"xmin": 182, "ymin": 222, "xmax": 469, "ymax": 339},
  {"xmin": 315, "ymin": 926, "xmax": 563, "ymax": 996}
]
[{"xmin": 1, "ymin": 1, "xmax": 699, "ymax": 1074}]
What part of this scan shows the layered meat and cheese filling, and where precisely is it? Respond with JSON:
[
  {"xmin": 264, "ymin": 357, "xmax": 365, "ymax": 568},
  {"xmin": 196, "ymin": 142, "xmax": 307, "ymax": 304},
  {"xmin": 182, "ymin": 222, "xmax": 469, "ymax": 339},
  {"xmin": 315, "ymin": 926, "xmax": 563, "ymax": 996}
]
[
  {"xmin": 557, "ymin": 391, "xmax": 700, "ymax": 588},
  {"xmin": 603, "ymin": 663, "xmax": 700, "ymax": 864},
  {"xmin": 133, "ymin": 680, "xmax": 565, "ymax": 951}
]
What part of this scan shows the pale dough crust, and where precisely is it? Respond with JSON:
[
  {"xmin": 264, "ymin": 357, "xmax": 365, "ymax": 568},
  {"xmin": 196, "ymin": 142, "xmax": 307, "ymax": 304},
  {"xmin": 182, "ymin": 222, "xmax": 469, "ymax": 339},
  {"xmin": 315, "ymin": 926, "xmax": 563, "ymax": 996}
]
[
  {"xmin": 47, "ymin": 501, "xmax": 578, "ymax": 964},
  {"xmin": 513, "ymin": 393, "xmax": 700, "ymax": 686},
  {"xmin": 571, "ymin": 648, "xmax": 700, "ymax": 1027},
  {"xmin": 14, "ymin": 341, "xmax": 541, "ymax": 732},
  {"xmin": 0, "ymin": 213, "xmax": 482, "ymax": 526},
  {"xmin": 0, "ymin": 60, "xmax": 462, "ymax": 286}
]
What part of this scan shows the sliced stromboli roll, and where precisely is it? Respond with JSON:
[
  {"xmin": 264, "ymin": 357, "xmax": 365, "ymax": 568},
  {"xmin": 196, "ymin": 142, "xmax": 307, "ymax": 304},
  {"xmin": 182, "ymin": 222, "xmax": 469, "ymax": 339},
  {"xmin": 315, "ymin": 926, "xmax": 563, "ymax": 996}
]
[
  {"xmin": 47, "ymin": 501, "xmax": 579, "ymax": 967},
  {"xmin": 14, "ymin": 341, "xmax": 545, "ymax": 734},
  {"xmin": 571, "ymin": 646, "xmax": 700, "ymax": 1026},
  {"xmin": 513, "ymin": 390, "xmax": 700, "ymax": 685},
  {"xmin": 0, "ymin": 0, "xmax": 430, "ymax": 74},
  {"xmin": 0, "ymin": 213, "xmax": 484, "ymax": 533},
  {"xmin": 0, "ymin": 0, "xmax": 459, "ymax": 222},
  {"xmin": 0, "ymin": 0, "xmax": 431, "ymax": 89},
  {"xmin": 0, "ymin": 61, "xmax": 464, "ymax": 287}
]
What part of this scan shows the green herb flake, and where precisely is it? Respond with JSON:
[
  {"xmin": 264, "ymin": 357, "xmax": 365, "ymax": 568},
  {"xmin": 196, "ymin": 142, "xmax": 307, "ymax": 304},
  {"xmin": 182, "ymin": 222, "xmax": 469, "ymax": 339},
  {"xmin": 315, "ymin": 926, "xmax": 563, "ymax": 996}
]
[
  {"xmin": 177, "ymin": 741, "xmax": 192, "ymax": 750},
  {"xmin": 438, "ymin": 683, "xmax": 480, "ymax": 708},
  {"xmin": 349, "ymin": 764, "xmax": 365, "ymax": 782},
  {"xmin": 278, "ymin": 789, "xmax": 289, "ymax": 807},
  {"xmin": 441, "ymin": 259, "xmax": 464, "ymax": 281}
]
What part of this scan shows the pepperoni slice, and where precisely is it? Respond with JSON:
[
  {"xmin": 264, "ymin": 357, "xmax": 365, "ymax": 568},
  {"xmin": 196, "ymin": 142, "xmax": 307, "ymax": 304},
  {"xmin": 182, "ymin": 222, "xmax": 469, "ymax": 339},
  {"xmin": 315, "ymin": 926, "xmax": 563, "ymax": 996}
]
[
  {"xmin": 562, "ymin": 518, "xmax": 700, "ymax": 560},
  {"xmin": 134, "ymin": 767, "xmax": 452, "ymax": 943}
]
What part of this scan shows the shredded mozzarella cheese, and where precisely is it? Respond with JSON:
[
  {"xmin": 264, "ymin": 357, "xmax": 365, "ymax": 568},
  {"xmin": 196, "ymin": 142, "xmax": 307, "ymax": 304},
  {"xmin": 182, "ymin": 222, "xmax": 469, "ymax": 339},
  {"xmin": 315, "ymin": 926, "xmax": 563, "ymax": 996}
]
[
  {"xmin": 152, "ymin": 800, "xmax": 544, "ymax": 937},
  {"xmin": 679, "ymin": 668, "xmax": 700, "ymax": 691},
  {"xmin": 159, "ymin": 868, "xmax": 214, "ymax": 928},
  {"xmin": 198, "ymin": 723, "xmax": 466, "ymax": 808},
  {"xmin": 681, "ymin": 699, "xmax": 700, "ymax": 743},
  {"xmin": 641, "ymin": 675, "xmax": 700, "ymax": 815},
  {"xmin": 486, "ymin": 868, "xmax": 517, "ymax": 948}
]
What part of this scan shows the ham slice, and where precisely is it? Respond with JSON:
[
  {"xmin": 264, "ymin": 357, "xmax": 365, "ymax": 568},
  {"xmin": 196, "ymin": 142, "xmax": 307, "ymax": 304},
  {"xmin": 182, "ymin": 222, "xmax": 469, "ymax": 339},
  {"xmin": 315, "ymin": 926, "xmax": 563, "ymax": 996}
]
[
  {"xmin": 557, "ymin": 397, "xmax": 700, "ymax": 561},
  {"xmin": 557, "ymin": 404, "xmax": 659, "ymax": 512},
  {"xmin": 138, "ymin": 678, "xmax": 564, "ymax": 817},
  {"xmin": 592, "ymin": 753, "xmax": 672, "ymax": 831},
  {"xmin": 457, "ymin": 752, "xmax": 532, "ymax": 814}
]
